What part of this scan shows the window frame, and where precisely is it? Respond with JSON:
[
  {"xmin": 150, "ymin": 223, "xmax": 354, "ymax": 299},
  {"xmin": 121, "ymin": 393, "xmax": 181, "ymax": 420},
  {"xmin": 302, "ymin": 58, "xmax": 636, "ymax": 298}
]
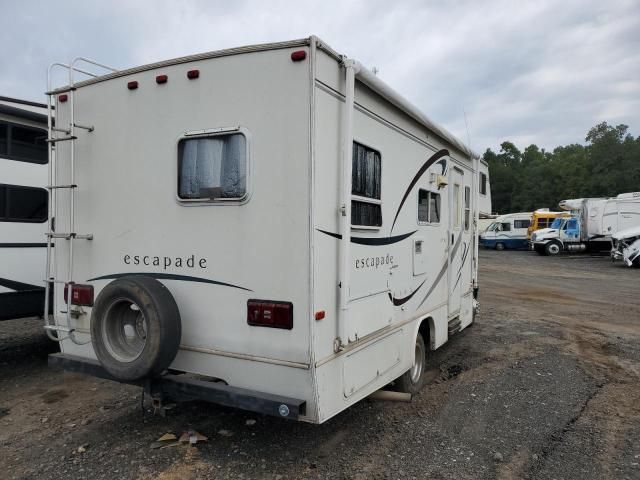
[
  {"xmin": 479, "ymin": 172, "xmax": 487, "ymax": 196},
  {"xmin": 351, "ymin": 139, "xmax": 382, "ymax": 230},
  {"xmin": 0, "ymin": 120, "xmax": 48, "ymax": 165},
  {"xmin": 175, "ymin": 126, "xmax": 252, "ymax": 206},
  {"xmin": 464, "ymin": 186, "xmax": 471, "ymax": 231},
  {"xmin": 0, "ymin": 183, "xmax": 48, "ymax": 223},
  {"xmin": 417, "ymin": 188, "xmax": 441, "ymax": 225}
]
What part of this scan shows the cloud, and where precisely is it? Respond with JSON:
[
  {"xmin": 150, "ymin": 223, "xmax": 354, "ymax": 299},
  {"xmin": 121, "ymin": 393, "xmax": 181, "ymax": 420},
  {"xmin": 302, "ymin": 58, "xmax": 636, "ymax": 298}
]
[{"xmin": 1, "ymin": 0, "xmax": 638, "ymax": 152}]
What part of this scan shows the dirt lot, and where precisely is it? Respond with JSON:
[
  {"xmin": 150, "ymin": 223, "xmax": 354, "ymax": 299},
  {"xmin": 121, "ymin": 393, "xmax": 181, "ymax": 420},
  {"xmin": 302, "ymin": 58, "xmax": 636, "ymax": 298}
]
[{"xmin": 1, "ymin": 250, "xmax": 639, "ymax": 479}]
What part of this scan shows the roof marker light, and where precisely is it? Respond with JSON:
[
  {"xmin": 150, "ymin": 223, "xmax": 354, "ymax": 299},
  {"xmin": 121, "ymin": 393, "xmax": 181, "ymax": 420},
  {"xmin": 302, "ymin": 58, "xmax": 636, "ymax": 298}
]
[
  {"xmin": 315, "ymin": 310, "xmax": 325, "ymax": 321},
  {"xmin": 187, "ymin": 69, "xmax": 200, "ymax": 79},
  {"xmin": 59, "ymin": 94, "xmax": 68, "ymax": 103},
  {"xmin": 291, "ymin": 50, "xmax": 307, "ymax": 62},
  {"xmin": 127, "ymin": 81, "xmax": 139, "ymax": 90},
  {"xmin": 156, "ymin": 74, "xmax": 168, "ymax": 84}
]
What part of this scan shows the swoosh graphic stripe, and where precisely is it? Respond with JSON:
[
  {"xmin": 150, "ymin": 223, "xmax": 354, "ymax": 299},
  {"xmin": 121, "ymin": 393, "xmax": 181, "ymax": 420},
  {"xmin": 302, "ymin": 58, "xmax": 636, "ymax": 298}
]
[
  {"xmin": 390, "ymin": 149, "xmax": 449, "ymax": 233},
  {"xmin": 87, "ymin": 272, "xmax": 253, "ymax": 292},
  {"xmin": 0, "ymin": 277, "xmax": 43, "ymax": 292},
  {"xmin": 415, "ymin": 233, "xmax": 462, "ymax": 310},
  {"xmin": 388, "ymin": 279, "xmax": 427, "ymax": 306},
  {"xmin": 317, "ymin": 229, "xmax": 417, "ymax": 246},
  {"xmin": 457, "ymin": 242, "xmax": 469, "ymax": 277}
]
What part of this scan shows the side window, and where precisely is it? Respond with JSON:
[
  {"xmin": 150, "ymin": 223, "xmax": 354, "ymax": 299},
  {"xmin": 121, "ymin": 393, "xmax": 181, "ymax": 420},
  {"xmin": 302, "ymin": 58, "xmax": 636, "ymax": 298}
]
[
  {"xmin": 464, "ymin": 186, "xmax": 471, "ymax": 231},
  {"xmin": 453, "ymin": 184, "xmax": 461, "ymax": 229},
  {"xmin": 0, "ymin": 121, "xmax": 48, "ymax": 164},
  {"xmin": 567, "ymin": 218, "xmax": 578, "ymax": 230},
  {"xmin": 514, "ymin": 219, "xmax": 531, "ymax": 229},
  {"xmin": 0, "ymin": 184, "xmax": 48, "ymax": 223},
  {"xmin": 178, "ymin": 132, "xmax": 247, "ymax": 201},
  {"xmin": 479, "ymin": 172, "xmax": 487, "ymax": 195},
  {"xmin": 501, "ymin": 222, "xmax": 511, "ymax": 232},
  {"xmin": 351, "ymin": 142, "xmax": 382, "ymax": 227},
  {"xmin": 418, "ymin": 189, "xmax": 441, "ymax": 224}
]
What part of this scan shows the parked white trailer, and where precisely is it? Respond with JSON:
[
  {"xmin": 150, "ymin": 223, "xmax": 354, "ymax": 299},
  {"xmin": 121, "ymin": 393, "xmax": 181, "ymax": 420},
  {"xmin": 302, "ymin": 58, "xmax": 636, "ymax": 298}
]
[
  {"xmin": 45, "ymin": 37, "xmax": 489, "ymax": 423},
  {"xmin": 0, "ymin": 96, "xmax": 50, "ymax": 320}
]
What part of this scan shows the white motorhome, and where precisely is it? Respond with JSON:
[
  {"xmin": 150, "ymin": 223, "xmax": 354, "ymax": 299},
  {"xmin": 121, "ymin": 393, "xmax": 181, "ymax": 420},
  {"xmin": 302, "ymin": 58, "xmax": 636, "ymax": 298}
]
[
  {"xmin": 0, "ymin": 96, "xmax": 50, "ymax": 320},
  {"xmin": 479, "ymin": 212, "xmax": 531, "ymax": 250},
  {"xmin": 532, "ymin": 194, "xmax": 640, "ymax": 255},
  {"xmin": 45, "ymin": 37, "xmax": 489, "ymax": 423}
]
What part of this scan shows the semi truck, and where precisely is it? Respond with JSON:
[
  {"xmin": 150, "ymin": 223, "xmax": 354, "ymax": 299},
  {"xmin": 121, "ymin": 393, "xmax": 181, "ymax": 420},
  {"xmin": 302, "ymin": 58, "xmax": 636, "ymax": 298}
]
[{"xmin": 531, "ymin": 194, "xmax": 640, "ymax": 255}]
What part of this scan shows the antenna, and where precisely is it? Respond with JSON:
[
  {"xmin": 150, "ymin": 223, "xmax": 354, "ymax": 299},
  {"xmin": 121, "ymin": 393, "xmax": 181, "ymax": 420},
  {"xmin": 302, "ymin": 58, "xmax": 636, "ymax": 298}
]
[{"xmin": 463, "ymin": 108, "xmax": 472, "ymax": 150}]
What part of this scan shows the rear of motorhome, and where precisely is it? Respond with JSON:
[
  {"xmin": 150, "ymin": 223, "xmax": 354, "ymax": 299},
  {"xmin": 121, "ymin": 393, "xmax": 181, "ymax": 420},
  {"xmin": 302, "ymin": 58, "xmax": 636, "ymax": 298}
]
[
  {"xmin": 0, "ymin": 96, "xmax": 49, "ymax": 320},
  {"xmin": 479, "ymin": 212, "xmax": 531, "ymax": 250},
  {"xmin": 44, "ymin": 37, "xmax": 489, "ymax": 424}
]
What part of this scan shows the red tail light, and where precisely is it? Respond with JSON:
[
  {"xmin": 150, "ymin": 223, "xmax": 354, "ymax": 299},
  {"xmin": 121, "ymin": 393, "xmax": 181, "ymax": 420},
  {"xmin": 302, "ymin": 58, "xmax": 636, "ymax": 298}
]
[
  {"xmin": 247, "ymin": 300, "xmax": 293, "ymax": 330},
  {"xmin": 291, "ymin": 50, "xmax": 307, "ymax": 62},
  {"xmin": 187, "ymin": 69, "xmax": 200, "ymax": 79},
  {"xmin": 64, "ymin": 283, "xmax": 94, "ymax": 306}
]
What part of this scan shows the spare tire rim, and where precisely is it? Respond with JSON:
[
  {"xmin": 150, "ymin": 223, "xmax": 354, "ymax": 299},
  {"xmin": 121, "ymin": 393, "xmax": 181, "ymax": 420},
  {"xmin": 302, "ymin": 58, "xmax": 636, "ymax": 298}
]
[
  {"xmin": 410, "ymin": 339, "xmax": 424, "ymax": 384},
  {"xmin": 101, "ymin": 298, "xmax": 148, "ymax": 363}
]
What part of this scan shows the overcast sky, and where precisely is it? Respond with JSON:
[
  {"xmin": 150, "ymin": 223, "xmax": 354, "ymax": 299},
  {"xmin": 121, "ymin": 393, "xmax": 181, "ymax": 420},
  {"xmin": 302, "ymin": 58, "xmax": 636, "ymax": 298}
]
[{"xmin": 2, "ymin": 0, "xmax": 638, "ymax": 152}]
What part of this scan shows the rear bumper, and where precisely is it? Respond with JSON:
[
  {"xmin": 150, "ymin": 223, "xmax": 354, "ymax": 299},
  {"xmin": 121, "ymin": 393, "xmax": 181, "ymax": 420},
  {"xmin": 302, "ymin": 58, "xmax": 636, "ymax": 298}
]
[{"xmin": 48, "ymin": 353, "xmax": 306, "ymax": 420}]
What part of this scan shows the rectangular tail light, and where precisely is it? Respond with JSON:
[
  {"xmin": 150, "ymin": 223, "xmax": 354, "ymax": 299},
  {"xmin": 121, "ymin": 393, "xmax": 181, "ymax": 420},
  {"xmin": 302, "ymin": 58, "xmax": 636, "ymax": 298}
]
[
  {"xmin": 247, "ymin": 300, "xmax": 293, "ymax": 330},
  {"xmin": 64, "ymin": 283, "xmax": 94, "ymax": 306}
]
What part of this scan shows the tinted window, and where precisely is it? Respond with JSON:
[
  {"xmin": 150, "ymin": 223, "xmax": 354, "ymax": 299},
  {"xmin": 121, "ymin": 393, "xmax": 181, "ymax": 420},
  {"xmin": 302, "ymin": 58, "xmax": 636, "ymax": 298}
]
[
  {"xmin": 0, "ymin": 123, "xmax": 7, "ymax": 155},
  {"xmin": 178, "ymin": 133, "xmax": 247, "ymax": 200},
  {"xmin": 464, "ymin": 186, "xmax": 471, "ymax": 231},
  {"xmin": 501, "ymin": 222, "xmax": 511, "ymax": 231},
  {"xmin": 514, "ymin": 219, "xmax": 531, "ymax": 229},
  {"xmin": 352, "ymin": 142, "xmax": 381, "ymax": 199},
  {"xmin": 0, "ymin": 121, "xmax": 47, "ymax": 164},
  {"xmin": 351, "ymin": 142, "xmax": 382, "ymax": 227},
  {"xmin": 479, "ymin": 172, "xmax": 487, "ymax": 195},
  {"xmin": 418, "ymin": 189, "xmax": 440, "ymax": 223},
  {"xmin": 351, "ymin": 200, "xmax": 382, "ymax": 227},
  {"xmin": 0, "ymin": 184, "xmax": 48, "ymax": 223}
]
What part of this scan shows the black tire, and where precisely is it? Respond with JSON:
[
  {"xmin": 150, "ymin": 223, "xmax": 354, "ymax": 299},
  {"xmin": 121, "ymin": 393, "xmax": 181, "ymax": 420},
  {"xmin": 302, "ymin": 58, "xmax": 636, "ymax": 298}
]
[
  {"xmin": 90, "ymin": 276, "xmax": 181, "ymax": 381},
  {"xmin": 395, "ymin": 333, "xmax": 427, "ymax": 395},
  {"xmin": 545, "ymin": 241, "xmax": 562, "ymax": 256},
  {"xmin": 495, "ymin": 242, "xmax": 506, "ymax": 251}
]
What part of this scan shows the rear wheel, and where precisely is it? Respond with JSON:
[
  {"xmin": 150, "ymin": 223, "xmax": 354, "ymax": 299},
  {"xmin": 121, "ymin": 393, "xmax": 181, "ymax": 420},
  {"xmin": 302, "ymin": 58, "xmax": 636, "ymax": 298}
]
[
  {"xmin": 495, "ymin": 242, "xmax": 506, "ymax": 251},
  {"xmin": 395, "ymin": 333, "xmax": 427, "ymax": 395},
  {"xmin": 545, "ymin": 241, "xmax": 561, "ymax": 256}
]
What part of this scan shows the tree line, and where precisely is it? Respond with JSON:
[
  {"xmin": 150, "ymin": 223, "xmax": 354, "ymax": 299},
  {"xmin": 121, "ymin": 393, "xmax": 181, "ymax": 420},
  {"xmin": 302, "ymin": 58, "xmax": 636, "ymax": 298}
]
[{"xmin": 483, "ymin": 122, "xmax": 640, "ymax": 214}]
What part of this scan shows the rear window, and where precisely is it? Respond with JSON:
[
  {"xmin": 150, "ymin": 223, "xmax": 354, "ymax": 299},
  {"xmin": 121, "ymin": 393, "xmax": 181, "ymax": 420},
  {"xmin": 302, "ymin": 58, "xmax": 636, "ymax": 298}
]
[
  {"xmin": 0, "ymin": 184, "xmax": 48, "ymax": 223},
  {"xmin": 177, "ymin": 132, "xmax": 247, "ymax": 201}
]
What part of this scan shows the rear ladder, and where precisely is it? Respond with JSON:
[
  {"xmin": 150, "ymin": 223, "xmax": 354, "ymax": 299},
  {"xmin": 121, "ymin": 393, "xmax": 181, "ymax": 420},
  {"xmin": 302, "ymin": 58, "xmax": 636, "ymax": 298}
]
[{"xmin": 43, "ymin": 58, "xmax": 118, "ymax": 344}]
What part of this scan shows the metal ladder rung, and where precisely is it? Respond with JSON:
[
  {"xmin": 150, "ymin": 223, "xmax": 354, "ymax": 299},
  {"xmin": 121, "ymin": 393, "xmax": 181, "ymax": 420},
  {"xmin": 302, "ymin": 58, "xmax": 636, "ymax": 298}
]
[
  {"xmin": 43, "ymin": 279, "xmax": 67, "ymax": 285},
  {"xmin": 46, "ymin": 232, "xmax": 93, "ymax": 240},
  {"xmin": 47, "ymin": 184, "xmax": 77, "ymax": 190},
  {"xmin": 46, "ymin": 135, "xmax": 77, "ymax": 143},
  {"xmin": 74, "ymin": 123, "xmax": 94, "ymax": 132},
  {"xmin": 44, "ymin": 325, "xmax": 74, "ymax": 333},
  {"xmin": 52, "ymin": 126, "xmax": 70, "ymax": 134}
]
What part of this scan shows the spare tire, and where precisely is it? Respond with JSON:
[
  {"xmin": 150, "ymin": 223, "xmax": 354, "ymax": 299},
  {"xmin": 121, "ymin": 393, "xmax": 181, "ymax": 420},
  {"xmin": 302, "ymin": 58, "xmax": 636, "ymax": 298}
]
[{"xmin": 90, "ymin": 276, "xmax": 181, "ymax": 381}]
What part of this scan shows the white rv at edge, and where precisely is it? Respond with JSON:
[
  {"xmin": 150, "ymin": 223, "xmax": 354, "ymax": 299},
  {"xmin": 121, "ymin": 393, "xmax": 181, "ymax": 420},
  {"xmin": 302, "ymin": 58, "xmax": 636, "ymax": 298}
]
[
  {"xmin": 45, "ymin": 37, "xmax": 490, "ymax": 424},
  {"xmin": 0, "ymin": 96, "xmax": 49, "ymax": 321}
]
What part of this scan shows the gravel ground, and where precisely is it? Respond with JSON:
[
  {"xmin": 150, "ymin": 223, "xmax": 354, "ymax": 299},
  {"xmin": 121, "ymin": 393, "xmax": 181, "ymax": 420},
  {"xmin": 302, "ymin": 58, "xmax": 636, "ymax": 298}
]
[{"xmin": 1, "ymin": 250, "xmax": 639, "ymax": 479}]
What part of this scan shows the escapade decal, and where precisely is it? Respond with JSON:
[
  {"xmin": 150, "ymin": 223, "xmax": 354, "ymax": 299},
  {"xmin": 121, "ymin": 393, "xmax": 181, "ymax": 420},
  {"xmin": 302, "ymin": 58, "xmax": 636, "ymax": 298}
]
[{"xmin": 87, "ymin": 254, "xmax": 253, "ymax": 292}]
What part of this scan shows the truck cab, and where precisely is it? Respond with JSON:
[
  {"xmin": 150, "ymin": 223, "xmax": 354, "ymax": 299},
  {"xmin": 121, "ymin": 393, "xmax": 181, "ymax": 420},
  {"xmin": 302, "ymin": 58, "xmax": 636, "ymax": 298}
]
[{"xmin": 531, "ymin": 216, "xmax": 581, "ymax": 255}]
